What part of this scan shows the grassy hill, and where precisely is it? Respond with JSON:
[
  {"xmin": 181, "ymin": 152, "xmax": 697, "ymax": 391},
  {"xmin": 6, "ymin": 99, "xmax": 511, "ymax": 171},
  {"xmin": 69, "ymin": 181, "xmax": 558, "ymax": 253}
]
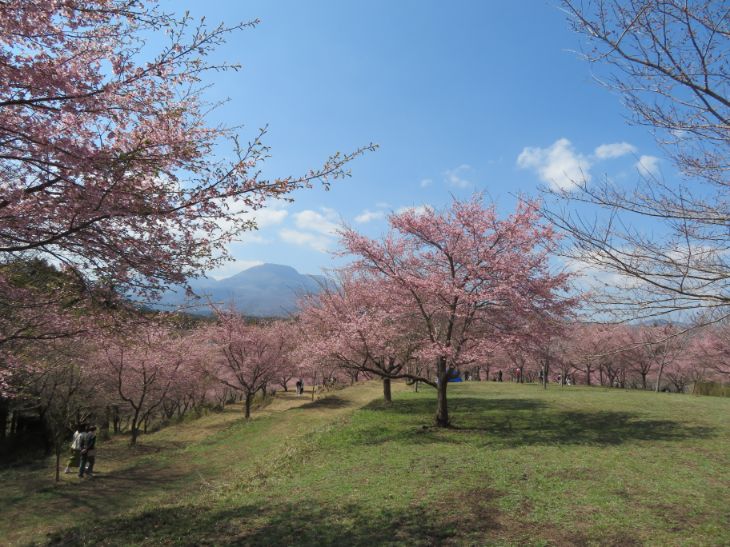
[{"xmin": 2, "ymin": 382, "xmax": 729, "ymax": 546}]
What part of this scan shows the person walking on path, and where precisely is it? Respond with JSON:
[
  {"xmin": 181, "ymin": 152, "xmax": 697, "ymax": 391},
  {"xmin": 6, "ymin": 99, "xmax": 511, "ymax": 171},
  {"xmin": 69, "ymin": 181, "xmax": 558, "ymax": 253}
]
[
  {"xmin": 64, "ymin": 424, "xmax": 85, "ymax": 474},
  {"xmin": 79, "ymin": 426, "xmax": 97, "ymax": 478}
]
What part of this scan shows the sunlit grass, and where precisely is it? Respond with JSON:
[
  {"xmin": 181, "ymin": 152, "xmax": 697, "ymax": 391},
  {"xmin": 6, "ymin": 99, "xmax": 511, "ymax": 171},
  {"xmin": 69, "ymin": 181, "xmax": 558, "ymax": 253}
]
[{"xmin": 3, "ymin": 382, "xmax": 729, "ymax": 546}]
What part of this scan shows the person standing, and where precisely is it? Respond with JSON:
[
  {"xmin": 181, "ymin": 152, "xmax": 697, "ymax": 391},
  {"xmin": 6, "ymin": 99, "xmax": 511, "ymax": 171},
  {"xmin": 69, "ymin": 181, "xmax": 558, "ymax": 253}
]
[
  {"xmin": 79, "ymin": 425, "xmax": 97, "ymax": 478},
  {"xmin": 64, "ymin": 424, "xmax": 85, "ymax": 474}
]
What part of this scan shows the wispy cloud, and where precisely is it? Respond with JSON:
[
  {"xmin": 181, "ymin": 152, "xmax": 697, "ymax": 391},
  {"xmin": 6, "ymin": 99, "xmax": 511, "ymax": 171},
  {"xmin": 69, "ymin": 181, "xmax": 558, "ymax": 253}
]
[
  {"xmin": 594, "ymin": 142, "xmax": 637, "ymax": 160},
  {"xmin": 354, "ymin": 209, "xmax": 385, "ymax": 223},
  {"xmin": 293, "ymin": 209, "xmax": 339, "ymax": 236},
  {"xmin": 443, "ymin": 164, "xmax": 474, "ymax": 188},
  {"xmin": 419, "ymin": 178, "xmax": 433, "ymax": 188},
  {"xmin": 280, "ymin": 207, "xmax": 341, "ymax": 252},
  {"xmin": 636, "ymin": 155, "xmax": 660, "ymax": 178},
  {"xmin": 517, "ymin": 138, "xmax": 591, "ymax": 190},
  {"xmin": 280, "ymin": 229, "xmax": 332, "ymax": 253}
]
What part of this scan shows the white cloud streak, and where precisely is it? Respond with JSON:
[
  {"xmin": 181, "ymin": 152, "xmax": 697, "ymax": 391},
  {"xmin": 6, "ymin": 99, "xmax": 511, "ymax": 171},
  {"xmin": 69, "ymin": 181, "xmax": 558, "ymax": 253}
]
[
  {"xmin": 354, "ymin": 209, "xmax": 385, "ymax": 223},
  {"xmin": 279, "ymin": 229, "xmax": 332, "ymax": 253},
  {"xmin": 443, "ymin": 164, "xmax": 473, "ymax": 188},
  {"xmin": 594, "ymin": 142, "xmax": 637, "ymax": 159}
]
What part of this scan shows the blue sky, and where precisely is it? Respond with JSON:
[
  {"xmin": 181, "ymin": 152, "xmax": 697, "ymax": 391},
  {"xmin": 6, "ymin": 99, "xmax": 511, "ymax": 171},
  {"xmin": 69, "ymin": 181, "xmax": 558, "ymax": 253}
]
[{"xmin": 164, "ymin": 0, "xmax": 669, "ymax": 278}]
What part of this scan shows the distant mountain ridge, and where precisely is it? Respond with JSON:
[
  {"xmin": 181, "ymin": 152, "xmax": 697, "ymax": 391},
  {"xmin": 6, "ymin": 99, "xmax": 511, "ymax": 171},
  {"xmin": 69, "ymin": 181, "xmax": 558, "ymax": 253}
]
[{"xmin": 154, "ymin": 263, "xmax": 327, "ymax": 317}]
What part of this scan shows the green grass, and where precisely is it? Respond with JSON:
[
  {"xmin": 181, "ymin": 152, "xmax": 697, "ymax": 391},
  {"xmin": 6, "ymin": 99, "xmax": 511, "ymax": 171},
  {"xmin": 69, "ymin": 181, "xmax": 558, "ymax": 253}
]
[{"xmin": 3, "ymin": 382, "xmax": 730, "ymax": 546}]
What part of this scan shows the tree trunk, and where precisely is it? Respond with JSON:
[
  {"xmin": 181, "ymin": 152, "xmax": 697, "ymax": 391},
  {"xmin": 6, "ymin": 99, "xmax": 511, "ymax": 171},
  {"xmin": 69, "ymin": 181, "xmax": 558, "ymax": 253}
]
[
  {"xmin": 244, "ymin": 393, "xmax": 252, "ymax": 419},
  {"xmin": 382, "ymin": 378, "xmax": 392, "ymax": 402},
  {"xmin": 435, "ymin": 358, "xmax": 449, "ymax": 427},
  {"xmin": 130, "ymin": 409, "xmax": 141, "ymax": 446},
  {"xmin": 655, "ymin": 364, "xmax": 666, "ymax": 392},
  {"xmin": 55, "ymin": 443, "xmax": 62, "ymax": 482},
  {"xmin": 0, "ymin": 398, "xmax": 7, "ymax": 442}
]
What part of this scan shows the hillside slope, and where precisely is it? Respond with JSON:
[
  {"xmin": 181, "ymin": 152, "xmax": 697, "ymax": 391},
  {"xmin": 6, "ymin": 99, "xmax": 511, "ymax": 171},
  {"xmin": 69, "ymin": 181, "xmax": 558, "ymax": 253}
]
[{"xmin": 3, "ymin": 383, "xmax": 730, "ymax": 546}]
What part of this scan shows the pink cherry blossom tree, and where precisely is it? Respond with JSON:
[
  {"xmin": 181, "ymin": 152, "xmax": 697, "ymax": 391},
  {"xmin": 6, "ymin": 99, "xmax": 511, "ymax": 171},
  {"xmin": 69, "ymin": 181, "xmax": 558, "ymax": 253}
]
[
  {"xmin": 298, "ymin": 271, "xmax": 420, "ymax": 402},
  {"xmin": 202, "ymin": 312, "xmax": 288, "ymax": 419},
  {"xmin": 695, "ymin": 322, "xmax": 730, "ymax": 379},
  {"xmin": 0, "ymin": 0, "xmax": 374, "ymax": 345},
  {"xmin": 339, "ymin": 195, "xmax": 577, "ymax": 426},
  {"xmin": 98, "ymin": 326, "xmax": 193, "ymax": 445}
]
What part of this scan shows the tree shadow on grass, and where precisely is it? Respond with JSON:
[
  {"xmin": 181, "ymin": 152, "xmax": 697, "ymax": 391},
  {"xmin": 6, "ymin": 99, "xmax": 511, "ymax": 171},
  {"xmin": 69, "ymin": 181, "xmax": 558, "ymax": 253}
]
[
  {"xmin": 45, "ymin": 493, "xmax": 502, "ymax": 547},
  {"xmin": 359, "ymin": 397, "xmax": 716, "ymax": 448},
  {"xmin": 0, "ymin": 460, "xmax": 192, "ymax": 535},
  {"xmin": 43, "ymin": 490, "xmax": 645, "ymax": 547},
  {"xmin": 293, "ymin": 395, "xmax": 352, "ymax": 411}
]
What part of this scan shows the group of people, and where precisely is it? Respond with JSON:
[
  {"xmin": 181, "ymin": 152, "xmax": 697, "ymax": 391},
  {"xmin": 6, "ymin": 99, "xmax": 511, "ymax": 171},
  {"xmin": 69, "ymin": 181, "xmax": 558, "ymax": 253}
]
[
  {"xmin": 295, "ymin": 379, "xmax": 305, "ymax": 396},
  {"xmin": 64, "ymin": 424, "xmax": 97, "ymax": 478}
]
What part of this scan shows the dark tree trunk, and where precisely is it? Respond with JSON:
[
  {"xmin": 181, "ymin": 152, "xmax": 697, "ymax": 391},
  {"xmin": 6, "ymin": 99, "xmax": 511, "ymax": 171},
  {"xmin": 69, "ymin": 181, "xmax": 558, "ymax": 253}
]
[
  {"xmin": 0, "ymin": 398, "xmax": 7, "ymax": 441},
  {"xmin": 244, "ymin": 393, "xmax": 252, "ymax": 419},
  {"xmin": 55, "ymin": 443, "xmax": 61, "ymax": 482},
  {"xmin": 435, "ymin": 358, "xmax": 449, "ymax": 427},
  {"xmin": 130, "ymin": 408, "xmax": 141, "ymax": 446},
  {"xmin": 382, "ymin": 378, "xmax": 392, "ymax": 402}
]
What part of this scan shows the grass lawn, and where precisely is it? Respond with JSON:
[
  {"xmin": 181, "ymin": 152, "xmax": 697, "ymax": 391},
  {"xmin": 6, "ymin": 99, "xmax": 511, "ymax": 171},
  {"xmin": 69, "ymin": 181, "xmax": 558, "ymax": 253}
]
[{"xmin": 2, "ymin": 381, "xmax": 729, "ymax": 546}]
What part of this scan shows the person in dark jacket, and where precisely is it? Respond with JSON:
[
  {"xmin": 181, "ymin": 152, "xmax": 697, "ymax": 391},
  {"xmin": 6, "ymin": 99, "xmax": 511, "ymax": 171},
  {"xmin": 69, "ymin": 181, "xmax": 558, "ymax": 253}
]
[{"xmin": 79, "ymin": 425, "xmax": 97, "ymax": 478}]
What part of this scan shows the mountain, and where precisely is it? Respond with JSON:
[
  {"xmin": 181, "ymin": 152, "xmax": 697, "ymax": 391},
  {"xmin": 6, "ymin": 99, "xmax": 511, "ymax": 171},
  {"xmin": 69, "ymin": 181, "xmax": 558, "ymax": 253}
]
[{"xmin": 153, "ymin": 263, "xmax": 328, "ymax": 317}]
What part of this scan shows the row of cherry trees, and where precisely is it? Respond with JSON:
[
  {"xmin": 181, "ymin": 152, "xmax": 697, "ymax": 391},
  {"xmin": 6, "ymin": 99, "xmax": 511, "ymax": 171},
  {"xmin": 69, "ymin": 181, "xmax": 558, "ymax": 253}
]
[
  {"xmin": 0, "ymin": 0, "xmax": 369, "ymax": 428},
  {"xmin": 5, "ymin": 194, "xmax": 729, "ymax": 467},
  {"xmin": 2, "ymin": 313, "xmax": 309, "ymax": 450},
  {"xmin": 467, "ymin": 322, "xmax": 730, "ymax": 393},
  {"xmin": 0, "ymin": 0, "xmax": 367, "ymax": 476}
]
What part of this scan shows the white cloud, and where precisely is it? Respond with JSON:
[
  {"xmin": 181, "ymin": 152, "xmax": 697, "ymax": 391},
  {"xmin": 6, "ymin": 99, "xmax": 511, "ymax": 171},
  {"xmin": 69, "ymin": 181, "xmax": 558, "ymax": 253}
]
[
  {"xmin": 420, "ymin": 178, "xmax": 433, "ymax": 188},
  {"xmin": 253, "ymin": 207, "xmax": 289, "ymax": 228},
  {"xmin": 396, "ymin": 204, "xmax": 432, "ymax": 216},
  {"xmin": 293, "ymin": 209, "xmax": 339, "ymax": 236},
  {"xmin": 207, "ymin": 260, "xmax": 264, "ymax": 280},
  {"xmin": 354, "ymin": 209, "xmax": 385, "ymax": 223},
  {"xmin": 443, "ymin": 164, "xmax": 473, "ymax": 188},
  {"xmin": 280, "ymin": 207, "xmax": 342, "ymax": 252},
  {"xmin": 594, "ymin": 142, "xmax": 637, "ymax": 160},
  {"xmin": 280, "ymin": 228, "xmax": 332, "ymax": 253},
  {"xmin": 517, "ymin": 138, "xmax": 591, "ymax": 190},
  {"xmin": 237, "ymin": 232, "xmax": 268, "ymax": 244},
  {"xmin": 635, "ymin": 155, "xmax": 660, "ymax": 178},
  {"xmin": 211, "ymin": 199, "xmax": 289, "ymax": 241},
  {"xmin": 375, "ymin": 201, "xmax": 390, "ymax": 209}
]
